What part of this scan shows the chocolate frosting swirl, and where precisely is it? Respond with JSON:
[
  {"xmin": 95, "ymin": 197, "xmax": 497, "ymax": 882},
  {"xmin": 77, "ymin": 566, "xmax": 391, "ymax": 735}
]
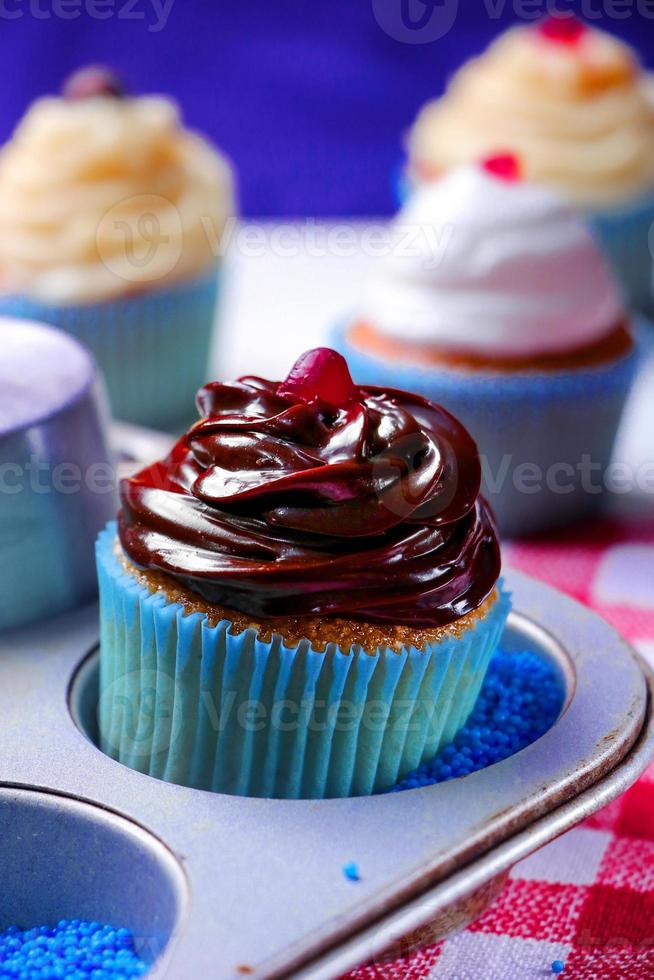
[{"xmin": 118, "ymin": 350, "xmax": 500, "ymax": 627}]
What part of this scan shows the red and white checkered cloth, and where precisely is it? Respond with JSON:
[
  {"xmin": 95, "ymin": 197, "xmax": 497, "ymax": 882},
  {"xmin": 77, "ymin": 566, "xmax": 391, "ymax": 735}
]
[{"xmin": 344, "ymin": 518, "xmax": 654, "ymax": 980}]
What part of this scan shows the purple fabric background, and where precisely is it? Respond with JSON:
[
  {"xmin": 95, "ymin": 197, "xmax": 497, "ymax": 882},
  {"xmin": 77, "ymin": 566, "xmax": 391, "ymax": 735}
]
[{"xmin": 0, "ymin": 0, "xmax": 651, "ymax": 216}]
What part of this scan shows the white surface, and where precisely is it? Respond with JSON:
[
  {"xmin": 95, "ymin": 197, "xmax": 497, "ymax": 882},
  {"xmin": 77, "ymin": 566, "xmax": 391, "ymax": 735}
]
[{"xmin": 214, "ymin": 221, "xmax": 375, "ymax": 380}]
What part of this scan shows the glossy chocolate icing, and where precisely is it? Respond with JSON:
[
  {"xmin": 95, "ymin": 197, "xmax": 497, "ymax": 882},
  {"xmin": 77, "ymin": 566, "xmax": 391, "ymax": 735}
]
[{"xmin": 119, "ymin": 350, "xmax": 500, "ymax": 626}]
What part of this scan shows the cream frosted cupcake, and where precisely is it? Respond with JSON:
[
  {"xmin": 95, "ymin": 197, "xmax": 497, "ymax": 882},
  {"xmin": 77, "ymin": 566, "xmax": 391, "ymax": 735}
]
[
  {"xmin": 336, "ymin": 158, "xmax": 642, "ymax": 537},
  {"xmin": 97, "ymin": 348, "xmax": 508, "ymax": 798},
  {"xmin": 406, "ymin": 16, "xmax": 654, "ymax": 311},
  {"xmin": 0, "ymin": 67, "xmax": 234, "ymax": 429}
]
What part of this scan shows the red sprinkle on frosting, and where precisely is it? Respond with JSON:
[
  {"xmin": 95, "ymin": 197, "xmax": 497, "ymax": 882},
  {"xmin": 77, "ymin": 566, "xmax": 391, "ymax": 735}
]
[
  {"xmin": 481, "ymin": 153, "xmax": 522, "ymax": 183},
  {"xmin": 537, "ymin": 15, "xmax": 586, "ymax": 44},
  {"xmin": 278, "ymin": 348, "xmax": 357, "ymax": 406}
]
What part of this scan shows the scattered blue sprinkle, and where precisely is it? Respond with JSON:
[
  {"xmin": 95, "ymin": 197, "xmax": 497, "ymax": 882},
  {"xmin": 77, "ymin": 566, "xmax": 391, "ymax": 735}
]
[
  {"xmin": 390, "ymin": 649, "xmax": 564, "ymax": 792},
  {"xmin": 551, "ymin": 960, "xmax": 565, "ymax": 974},
  {"xmin": 342, "ymin": 862, "xmax": 361, "ymax": 882},
  {"xmin": 0, "ymin": 919, "xmax": 148, "ymax": 978}
]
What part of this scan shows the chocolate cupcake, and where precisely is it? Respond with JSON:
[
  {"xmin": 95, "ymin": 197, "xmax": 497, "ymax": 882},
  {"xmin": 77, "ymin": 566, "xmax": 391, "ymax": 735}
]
[{"xmin": 97, "ymin": 349, "xmax": 508, "ymax": 798}]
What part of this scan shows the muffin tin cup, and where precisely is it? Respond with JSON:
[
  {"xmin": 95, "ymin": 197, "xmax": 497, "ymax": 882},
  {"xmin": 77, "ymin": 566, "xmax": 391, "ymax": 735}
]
[
  {"xmin": 97, "ymin": 525, "xmax": 510, "ymax": 799},
  {"xmin": 334, "ymin": 320, "xmax": 646, "ymax": 538},
  {"xmin": 0, "ymin": 567, "xmax": 651, "ymax": 978},
  {"xmin": 0, "ymin": 786, "xmax": 186, "ymax": 971},
  {"xmin": 0, "ymin": 268, "xmax": 221, "ymax": 430}
]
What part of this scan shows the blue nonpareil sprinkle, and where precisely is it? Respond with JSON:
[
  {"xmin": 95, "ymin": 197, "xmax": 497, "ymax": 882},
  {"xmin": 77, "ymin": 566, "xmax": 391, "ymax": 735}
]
[
  {"xmin": 342, "ymin": 862, "xmax": 361, "ymax": 882},
  {"xmin": 390, "ymin": 649, "xmax": 564, "ymax": 792},
  {"xmin": 0, "ymin": 920, "xmax": 148, "ymax": 978},
  {"xmin": 551, "ymin": 960, "xmax": 565, "ymax": 974}
]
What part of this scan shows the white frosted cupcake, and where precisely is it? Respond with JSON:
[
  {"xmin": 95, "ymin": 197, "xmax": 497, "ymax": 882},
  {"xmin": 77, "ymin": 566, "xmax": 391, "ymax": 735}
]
[
  {"xmin": 0, "ymin": 67, "xmax": 234, "ymax": 429},
  {"xmin": 406, "ymin": 16, "xmax": 654, "ymax": 311},
  {"xmin": 337, "ymin": 158, "xmax": 642, "ymax": 537}
]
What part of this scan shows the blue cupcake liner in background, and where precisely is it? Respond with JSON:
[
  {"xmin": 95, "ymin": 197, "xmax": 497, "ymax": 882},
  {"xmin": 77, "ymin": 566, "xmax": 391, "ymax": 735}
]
[
  {"xmin": 96, "ymin": 525, "xmax": 510, "ymax": 800},
  {"xmin": 392, "ymin": 158, "xmax": 412, "ymax": 209},
  {"xmin": 333, "ymin": 320, "xmax": 646, "ymax": 539},
  {"xmin": 588, "ymin": 192, "xmax": 654, "ymax": 316},
  {"xmin": 0, "ymin": 269, "xmax": 220, "ymax": 431}
]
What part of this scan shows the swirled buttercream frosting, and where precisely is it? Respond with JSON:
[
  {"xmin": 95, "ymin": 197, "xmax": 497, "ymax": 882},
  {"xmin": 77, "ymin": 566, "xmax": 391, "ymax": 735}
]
[
  {"xmin": 409, "ymin": 17, "xmax": 654, "ymax": 207},
  {"xmin": 0, "ymin": 69, "xmax": 233, "ymax": 303},
  {"xmin": 118, "ymin": 349, "xmax": 500, "ymax": 627},
  {"xmin": 362, "ymin": 162, "xmax": 624, "ymax": 360}
]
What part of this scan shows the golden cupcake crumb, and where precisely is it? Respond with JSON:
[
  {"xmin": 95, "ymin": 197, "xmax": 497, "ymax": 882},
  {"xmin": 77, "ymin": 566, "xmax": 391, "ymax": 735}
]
[{"xmin": 115, "ymin": 539, "xmax": 497, "ymax": 655}]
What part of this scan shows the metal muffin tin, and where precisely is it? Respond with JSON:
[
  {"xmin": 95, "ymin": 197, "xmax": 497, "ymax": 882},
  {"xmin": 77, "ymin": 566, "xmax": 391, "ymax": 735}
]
[{"xmin": 0, "ymin": 559, "xmax": 652, "ymax": 979}]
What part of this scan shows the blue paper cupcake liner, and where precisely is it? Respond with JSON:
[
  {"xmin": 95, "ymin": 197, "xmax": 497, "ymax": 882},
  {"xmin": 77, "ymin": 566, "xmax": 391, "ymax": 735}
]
[
  {"xmin": 333, "ymin": 320, "xmax": 646, "ymax": 539},
  {"xmin": 0, "ymin": 270, "xmax": 220, "ymax": 430},
  {"xmin": 588, "ymin": 193, "xmax": 654, "ymax": 315},
  {"xmin": 96, "ymin": 524, "xmax": 510, "ymax": 800}
]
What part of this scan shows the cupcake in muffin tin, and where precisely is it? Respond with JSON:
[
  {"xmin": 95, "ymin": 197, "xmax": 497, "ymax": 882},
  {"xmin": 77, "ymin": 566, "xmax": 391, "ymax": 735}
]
[
  {"xmin": 405, "ymin": 16, "xmax": 654, "ymax": 312},
  {"xmin": 0, "ymin": 67, "xmax": 234, "ymax": 430},
  {"xmin": 97, "ymin": 348, "xmax": 509, "ymax": 799},
  {"xmin": 336, "ymin": 158, "xmax": 642, "ymax": 537}
]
